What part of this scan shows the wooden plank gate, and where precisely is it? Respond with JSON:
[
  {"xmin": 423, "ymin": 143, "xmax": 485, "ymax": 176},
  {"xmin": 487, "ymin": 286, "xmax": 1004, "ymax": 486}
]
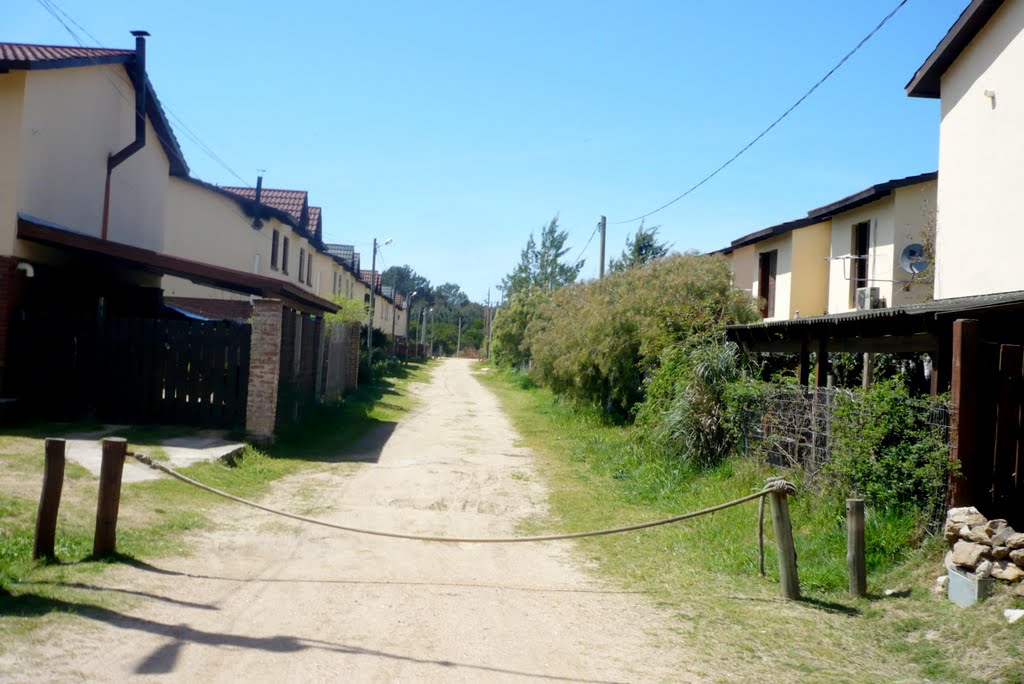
[
  {"xmin": 975, "ymin": 341, "xmax": 1024, "ymax": 527},
  {"xmin": 11, "ymin": 312, "xmax": 250, "ymax": 428}
]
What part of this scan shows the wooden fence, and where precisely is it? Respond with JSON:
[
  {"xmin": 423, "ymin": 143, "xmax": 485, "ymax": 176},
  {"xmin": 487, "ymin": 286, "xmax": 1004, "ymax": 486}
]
[{"xmin": 12, "ymin": 313, "xmax": 250, "ymax": 428}]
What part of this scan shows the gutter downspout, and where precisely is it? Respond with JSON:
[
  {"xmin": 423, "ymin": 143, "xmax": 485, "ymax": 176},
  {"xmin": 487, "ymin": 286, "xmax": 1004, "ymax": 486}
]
[{"xmin": 102, "ymin": 30, "xmax": 149, "ymax": 240}]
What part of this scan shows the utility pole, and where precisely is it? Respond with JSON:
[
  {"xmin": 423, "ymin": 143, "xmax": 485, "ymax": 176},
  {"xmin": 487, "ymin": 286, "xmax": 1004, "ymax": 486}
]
[
  {"xmin": 598, "ymin": 215, "xmax": 607, "ymax": 279},
  {"xmin": 485, "ymin": 288, "xmax": 491, "ymax": 360},
  {"xmin": 366, "ymin": 237, "xmax": 377, "ymax": 365},
  {"xmin": 429, "ymin": 308, "xmax": 435, "ymax": 357},
  {"xmin": 456, "ymin": 315, "xmax": 463, "ymax": 357}
]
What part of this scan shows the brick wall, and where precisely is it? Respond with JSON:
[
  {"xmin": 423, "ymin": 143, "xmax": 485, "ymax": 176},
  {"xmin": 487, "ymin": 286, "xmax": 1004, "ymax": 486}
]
[{"xmin": 245, "ymin": 298, "xmax": 283, "ymax": 442}]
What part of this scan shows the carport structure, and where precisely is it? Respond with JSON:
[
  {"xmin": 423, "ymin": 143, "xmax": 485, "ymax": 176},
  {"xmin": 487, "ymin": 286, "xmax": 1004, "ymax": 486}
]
[{"xmin": 727, "ymin": 290, "xmax": 1024, "ymax": 527}]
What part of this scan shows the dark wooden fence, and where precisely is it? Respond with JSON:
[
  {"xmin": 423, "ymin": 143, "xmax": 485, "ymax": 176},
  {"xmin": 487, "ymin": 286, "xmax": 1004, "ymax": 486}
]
[
  {"xmin": 276, "ymin": 308, "xmax": 322, "ymax": 427},
  {"xmin": 974, "ymin": 341, "xmax": 1024, "ymax": 526},
  {"xmin": 12, "ymin": 313, "xmax": 250, "ymax": 428}
]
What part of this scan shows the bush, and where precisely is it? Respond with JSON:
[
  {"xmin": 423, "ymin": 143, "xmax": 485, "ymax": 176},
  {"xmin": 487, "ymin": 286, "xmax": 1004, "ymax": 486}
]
[
  {"xmin": 491, "ymin": 287, "xmax": 549, "ymax": 369},
  {"xmin": 633, "ymin": 338, "xmax": 751, "ymax": 468},
  {"xmin": 525, "ymin": 254, "xmax": 758, "ymax": 415},
  {"xmin": 825, "ymin": 378, "xmax": 951, "ymax": 526}
]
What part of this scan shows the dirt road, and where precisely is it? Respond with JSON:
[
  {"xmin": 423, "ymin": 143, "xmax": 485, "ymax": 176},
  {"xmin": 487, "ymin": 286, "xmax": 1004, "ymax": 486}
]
[{"xmin": 11, "ymin": 359, "xmax": 692, "ymax": 682}]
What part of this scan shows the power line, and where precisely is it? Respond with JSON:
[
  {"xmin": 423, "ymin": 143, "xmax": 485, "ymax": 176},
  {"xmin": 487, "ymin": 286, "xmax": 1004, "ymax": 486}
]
[
  {"xmin": 34, "ymin": 0, "xmax": 252, "ymax": 187},
  {"xmin": 611, "ymin": 0, "xmax": 910, "ymax": 225},
  {"xmin": 572, "ymin": 224, "xmax": 599, "ymax": 266}
]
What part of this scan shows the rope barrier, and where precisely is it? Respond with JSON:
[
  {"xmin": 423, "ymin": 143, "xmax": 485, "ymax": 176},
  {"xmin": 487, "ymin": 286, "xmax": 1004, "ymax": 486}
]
[{"xmin": 131, "ymin": 452, "xmax": 795, "ymax": 544}]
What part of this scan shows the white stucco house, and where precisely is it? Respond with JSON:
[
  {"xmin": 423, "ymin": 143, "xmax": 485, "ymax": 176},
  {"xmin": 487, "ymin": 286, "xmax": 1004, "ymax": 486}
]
[{"xmin": 906, "ymin": 0, "xmax": 1024, "ymax": 300}]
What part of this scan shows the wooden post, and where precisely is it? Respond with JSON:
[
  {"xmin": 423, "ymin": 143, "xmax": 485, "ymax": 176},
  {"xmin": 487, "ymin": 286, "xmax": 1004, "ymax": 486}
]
[
  {"xmin": 93, "ymin": 437, "xmax": 127, "ymax": 557},
  {"xmin": 768, "ymin": 480, "xmax": 800, "ymax": 599},
  {"xmin": 798, "ymin": 340, "xmax": 810, "ymax": 389},
  {"xmin": 949, "ymin": 319, "xmax": 978, "ymax": 507},
  {"xmin": 814, "ymin": 338, "xmax": 829, "ymax": 388},
  {"xmin": 33, "ymin": 438, "xmax": 66, "ymax": 560},
  {"xmin": 846, "ymin": 498, "xmax": 866, "ymax": 598}
]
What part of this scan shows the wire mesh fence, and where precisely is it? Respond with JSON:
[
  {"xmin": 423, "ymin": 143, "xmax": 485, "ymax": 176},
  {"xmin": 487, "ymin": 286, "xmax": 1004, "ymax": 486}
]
[{"xmin": 735, "ymin": 384, "xmax": 953, "ymax": 492}]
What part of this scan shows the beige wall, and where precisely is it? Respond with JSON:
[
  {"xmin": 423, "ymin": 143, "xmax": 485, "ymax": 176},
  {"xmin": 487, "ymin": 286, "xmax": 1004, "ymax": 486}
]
[
  {"xmin": 0, "ymin": 71, "xmax": 26, "ymax": 255},
  {"xmin": 935, "ymin": 1, "xmax": 1024, "ymax": 299},
  {"xmin": 789, "ymin": 220, "xmax": 831, "ymax": 318},
  {"xmin": 15, "ymin": 65, "xmax": 169, "ymax": 255},
  {"xmin": 729, "ymin": 245, "xmax": 756, "ymax": 296},
  {"xmin": 826, "ymin": 181, "xmax": 935, "ymax": 314}
]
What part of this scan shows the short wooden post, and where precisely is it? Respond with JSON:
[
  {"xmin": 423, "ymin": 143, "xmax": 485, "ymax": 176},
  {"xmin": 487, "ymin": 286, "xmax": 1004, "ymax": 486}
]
[
  {"xmin": 949, "ymin": 319, "xmax": 978, "ymax": 506},
  {"xmin": 93, "ymin": 437, "xmax": 127, "ymax": 557},
  {"xmin": 768, "ymin": 480, "xmax": 800, "ymax": 600},
  {"xmin": 846, "ymin": 498, "xmax": 866, "ymax": 598},
  {"xmin": 33, "ymin": 438, "xmax": 67, "ymax": 560}
]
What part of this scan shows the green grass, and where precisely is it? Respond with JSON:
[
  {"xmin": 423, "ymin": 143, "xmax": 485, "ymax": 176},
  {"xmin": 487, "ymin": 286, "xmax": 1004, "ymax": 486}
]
[
  {"xmin": 0, "ymin": 359, "xmax": 435, "ymax": 636},
  {"xmin": 477, "ymin": 365, "xmax": 1024, "ymax": 684}
]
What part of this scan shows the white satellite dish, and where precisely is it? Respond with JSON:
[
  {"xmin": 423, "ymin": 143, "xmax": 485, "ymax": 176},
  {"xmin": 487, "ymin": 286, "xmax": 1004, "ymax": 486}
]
[{"xmin": 899, "ymin": 243, "xmax": 929, "ymax": 274}]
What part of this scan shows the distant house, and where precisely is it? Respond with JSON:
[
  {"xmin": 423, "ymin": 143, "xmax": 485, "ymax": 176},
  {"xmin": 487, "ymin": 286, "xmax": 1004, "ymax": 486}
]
[
  {"xmin": 906, "ymin": 0, "xmax": 1024, "ymax": 299},
  {"xmin": 718, "ymin": 173, "xmax": 936, "ymax": 321}
]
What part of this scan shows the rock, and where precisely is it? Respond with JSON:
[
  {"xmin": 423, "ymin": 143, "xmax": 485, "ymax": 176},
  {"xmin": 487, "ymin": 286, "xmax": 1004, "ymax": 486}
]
[
  {"xmin": 1015, "ymin": 583, "xmax": 1024, "ymax": 598},
  {"xmin": 985, "ymin": 519, "xmax": 1009, "ymax": 537},
  {"xmin": 933, "ymin": 575, "xmax": 949, "ymax": 594},
  {"xmin": 951, "ymin": 541, "xmax": 990, "ymax": 568},
  {"xmin": 975, "ymin": 560, "xmax": 994, "ymax": 578},
  {"xmin": 991, "ymin": 525, "xmax": 1018, "ymax": 547},
  {"xmin": 993, "ymin": 545, "xmax": 1010, "ymax": 560},
  {"xmin": 1010, "ymin": 549, "xmax": 1024, "ymax": 567},
  {"xmin": 960, "ymin": 525, "xmax": 992, "ymax": 545},
  {"xmin": 1007, "ymin": 532, "xmax": 1024, "ymax": 550},
  {"xmin": 945, "ymin": 507, "xmax": 987, "ymax": 542},
  {"xmin": 944, "ymin": 550, "xmax": 956, "ymax": 571},
  {"xmin": 991, "ymin": 561, "xmax": 1024, "ymax": 582},
  {"xmin": 1006, "ymin": 609, "xmax": 1024, "ymax": 624}
]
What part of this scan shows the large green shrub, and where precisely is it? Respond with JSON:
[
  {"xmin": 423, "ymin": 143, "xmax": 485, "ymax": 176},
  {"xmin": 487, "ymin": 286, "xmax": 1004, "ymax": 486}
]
[
  {"xmin": 825, "ymin": 379, "xmax": 951, "ymax": 525},
  {"xmin": 524, "ymin": 254, "xmax": 758, "ymax": 415},
  {"xmin": 633, "ymin": 338, "xmax": 752, "ymax": 467},
  {"xmin": 491, "ymin": 287, "xmax": 549, "ymax": 369}
]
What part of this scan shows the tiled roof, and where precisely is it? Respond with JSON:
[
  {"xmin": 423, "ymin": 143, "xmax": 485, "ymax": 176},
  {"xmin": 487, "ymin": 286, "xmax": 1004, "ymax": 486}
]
[
  {"xmin": 360, "ymin": 270, "xmax": 382, "ymax": 290},
  {"xmin": 221, "ymin": 187, "xmax": 308, "ymax": 226},
  {"xmin": 325, "ymin": 243, "xmax": 360, "ymax": 272},
  {"xmin": 308, "ymin": 206, "xmax": 322, "ymax": 241},
  {"xmin": 0, "ymin": 42, "xmax": 133, "ymax": 69}
]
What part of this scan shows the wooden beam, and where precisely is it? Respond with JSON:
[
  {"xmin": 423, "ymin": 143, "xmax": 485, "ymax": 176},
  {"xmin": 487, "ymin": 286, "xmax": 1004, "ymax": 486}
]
[
  {"xmin": 949, "ymin": 319, "xmax": 978, "ymax": 507},
  {"xmin": 815, "ymin": 338, "xmax": 829, "ymax": 388},
  {"xmin": 798, "ymin": 340, "xmax": 810, "ymax": 388}
]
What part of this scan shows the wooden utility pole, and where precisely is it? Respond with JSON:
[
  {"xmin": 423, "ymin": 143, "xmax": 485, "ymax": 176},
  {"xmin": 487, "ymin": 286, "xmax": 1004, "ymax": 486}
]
[
  {"xmin": 33, "ymin": 438, "xmax": 66, "ymax": 560},
  {"xmin": 485, "ymin": 289, "xmax": 491, "ymax": 359},
  {"xmin": 367, "ymin": 237, "xmax": 377, "ymax": 366},
  {"xmin": 456, "ymin": 315, "xmax": 463, "ymax": 357},
  {"xmin": 598, "ymin": 216, "xmax": 607, "ymax": 279},
  {"xmin": 949, "ymin": 319, "xmax": 979, "ymax": 506}
]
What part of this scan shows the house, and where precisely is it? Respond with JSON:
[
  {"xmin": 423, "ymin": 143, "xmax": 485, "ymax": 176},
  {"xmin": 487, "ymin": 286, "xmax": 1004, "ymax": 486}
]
[
  {"xmin": 0, "ymin": 36, "xmax": 341, "ymax": 439},
  {"xmin": 906, "ymin": 0, "xmax": 1024, "ymax": 300},
  {"xmin": 719, "ymin": 172, "xmax": 935, "ymax": 321}
]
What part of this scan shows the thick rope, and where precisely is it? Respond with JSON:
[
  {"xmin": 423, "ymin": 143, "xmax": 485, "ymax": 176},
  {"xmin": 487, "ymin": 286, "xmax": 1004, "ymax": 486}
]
[{"xmin": 132, "ymin": 452, "xmax": 794, "ymax": 544}]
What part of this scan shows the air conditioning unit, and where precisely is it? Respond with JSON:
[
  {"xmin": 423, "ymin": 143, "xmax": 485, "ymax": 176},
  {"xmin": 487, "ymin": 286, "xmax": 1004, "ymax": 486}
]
[{"xmin": 856, "ymin": 286, "xmax": 881, "ymax": 311}]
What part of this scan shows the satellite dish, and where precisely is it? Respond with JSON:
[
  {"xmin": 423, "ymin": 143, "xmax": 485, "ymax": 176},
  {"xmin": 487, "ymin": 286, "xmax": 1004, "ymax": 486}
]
[{"xmin": 899, "ymin": 243, "xmax": 929, "ymax": 274}]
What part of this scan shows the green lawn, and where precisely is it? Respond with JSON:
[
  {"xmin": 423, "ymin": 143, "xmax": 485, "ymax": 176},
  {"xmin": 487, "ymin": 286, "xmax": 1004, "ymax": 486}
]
[{"xmin": 476, "ymin": 365, "xmax": 1024, "ymax": 684}]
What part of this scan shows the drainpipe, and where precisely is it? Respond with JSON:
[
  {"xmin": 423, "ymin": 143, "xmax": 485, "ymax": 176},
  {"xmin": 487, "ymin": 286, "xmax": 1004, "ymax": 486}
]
[{"xmin": 101, "ymin": 30, "xmax": 150, "ymax": 240}]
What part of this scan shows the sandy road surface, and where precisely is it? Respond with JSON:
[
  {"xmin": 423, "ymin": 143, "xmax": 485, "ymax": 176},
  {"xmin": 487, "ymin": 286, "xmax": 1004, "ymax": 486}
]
[{"xmin": 6, "ymin": 359, "xmax": 694, "ymax": 683}]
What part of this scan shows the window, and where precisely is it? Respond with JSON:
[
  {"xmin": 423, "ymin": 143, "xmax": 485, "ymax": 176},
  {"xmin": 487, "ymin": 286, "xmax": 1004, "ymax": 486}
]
[
  {"xmin": 271, "ymin": 230, "xmax": 280, "ymax": 270},
  {"xmin": 758, "ymin": 250, "xmax": 777, "ymax": 318},
  {"xmin": 282, "ymin": 237, "xmax": 290, "ymax": 274},
  {"xmin": 306, "ymin": 253, "xmax": 313, "ymax": 286},
  {"xmin": 850, "ymin": 221, "xmax": 870, "ymax": 307},
  {"xmin": 299, "ymin": 248, "xmax": 305, "ymax": 282}
]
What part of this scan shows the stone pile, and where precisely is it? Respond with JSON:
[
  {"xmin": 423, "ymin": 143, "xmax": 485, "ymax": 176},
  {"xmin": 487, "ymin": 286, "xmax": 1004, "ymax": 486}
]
[{"xmin": 941, "ymin": 507, "xmax": 1024, "ymax": 597}]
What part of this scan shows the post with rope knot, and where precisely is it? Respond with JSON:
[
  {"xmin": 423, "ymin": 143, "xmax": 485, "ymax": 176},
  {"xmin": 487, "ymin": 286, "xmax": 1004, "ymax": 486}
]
[{"xmin": 766, "ymin": 477, "xmax": 800, "ymax": 600}]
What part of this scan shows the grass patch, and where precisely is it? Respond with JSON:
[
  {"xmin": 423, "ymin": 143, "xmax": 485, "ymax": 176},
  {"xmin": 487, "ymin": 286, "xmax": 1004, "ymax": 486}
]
[
  {"xmin": 477, "ymin": 365, "xmax": 1024, "ymax": 684},
  {"xmin": 0, "ymin": 360, "xmax": 435, "ymax": 639}
]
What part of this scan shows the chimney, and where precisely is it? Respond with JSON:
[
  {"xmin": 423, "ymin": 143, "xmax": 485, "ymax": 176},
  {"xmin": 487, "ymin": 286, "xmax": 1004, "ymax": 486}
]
[{"xmin": 252, "ymin": 174, "xmax": 264, "ymax": 229}]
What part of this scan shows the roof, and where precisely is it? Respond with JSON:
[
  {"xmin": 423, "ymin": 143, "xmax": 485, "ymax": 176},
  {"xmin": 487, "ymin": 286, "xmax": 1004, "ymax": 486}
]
[
  {"xmin": 806, "ymin": 171, "xmax": 937, "ymax": 219},
  {"xmin": 712, "ymin": 171, "xmax": 937, "ymax": 254},
  {"xmin": 18, "ymin": 214, "xmax": 338, "ymax": 315},
  {"xmin": 220, "ymin": 187, "xmax": 308, "ymax": 227},
  {"xmin": 325, "ymin": 243, "xmax": 360, "ymax": 274},
  {"xmin": 361, "ymin": 270, "xmax": 382, "ymax": 290},
  {"xmin": 0, "ymin": 41, "xmax": 189, "ymax": 177},
  {"xmin": 906, "ymin": 0, "xmax": 1005, "ymax": 98},
  {"xmin": 308, "ymin": 206, "xmax": 322, "ymax": 242},
  {"xmin": 180, "ymin": 177, "xmax": 298, "ymax": 228},
  {"xmin": 0, "ymin": 42, "xmax": 133, "ymax": 70}
]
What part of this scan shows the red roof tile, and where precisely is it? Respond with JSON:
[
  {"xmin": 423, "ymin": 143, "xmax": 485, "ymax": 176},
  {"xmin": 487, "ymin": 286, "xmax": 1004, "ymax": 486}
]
[
  {"xmin": 220, "ymin": 186, "xmax": 308, "ymax": 226},
  {"xmin": 0, "ymin": 42, "xmax": 133, "ymax": 67},
  {"xmin": 360, "ymin": 270, "xmax": 383, "ymax": 290},
  {"xmin": 308, "ymin": 206, "xmax": 322, "ymax": 240}
]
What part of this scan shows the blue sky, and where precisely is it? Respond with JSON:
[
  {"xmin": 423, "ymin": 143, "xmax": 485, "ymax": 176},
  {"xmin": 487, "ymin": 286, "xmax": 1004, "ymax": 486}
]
[{"xmin": 8, "ymin": 1, "xmax": 965, "ymax": 302}]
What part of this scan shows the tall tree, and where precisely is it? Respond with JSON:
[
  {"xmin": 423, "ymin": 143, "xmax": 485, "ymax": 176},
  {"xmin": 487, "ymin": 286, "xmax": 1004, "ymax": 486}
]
[
  {"xmin": 608, "ymin": 221, "xmax": 670, "ymax": 273},
  {"xmin": 382, "ymin": 265, "xmax": 433, "ymax": 302},
  {"xmin": 501, "ymin": 216, "xmax": 583, "ymax": 296},
  {"xmin": 434, "ymin": 282, "xmax": 469, "ymax": 308}
]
